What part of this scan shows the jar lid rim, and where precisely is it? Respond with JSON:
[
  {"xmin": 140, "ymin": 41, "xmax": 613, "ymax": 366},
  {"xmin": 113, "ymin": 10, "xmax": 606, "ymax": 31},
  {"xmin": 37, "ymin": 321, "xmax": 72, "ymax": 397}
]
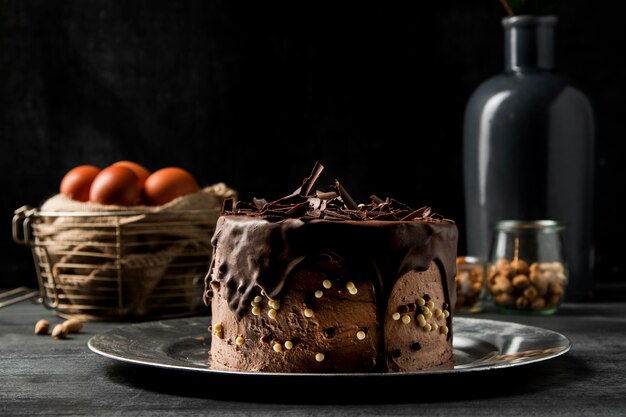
[
  {"xmin": 493, "ymin": 220, "xmax": 564, "ymax": 231},
  {"xmin": 502, "ymin": 15, "xmax": 558, "ymax": 27},
  {"xmin": 456, "ymin": 255, "xmax": 485, "ymax": 264}
]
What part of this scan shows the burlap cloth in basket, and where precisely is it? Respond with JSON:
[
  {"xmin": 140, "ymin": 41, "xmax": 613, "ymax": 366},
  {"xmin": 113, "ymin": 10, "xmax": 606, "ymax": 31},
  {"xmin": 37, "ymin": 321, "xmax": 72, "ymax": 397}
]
[{"xmin": 33, "ymin": 183, "xmax": 236, "ymax": 319}]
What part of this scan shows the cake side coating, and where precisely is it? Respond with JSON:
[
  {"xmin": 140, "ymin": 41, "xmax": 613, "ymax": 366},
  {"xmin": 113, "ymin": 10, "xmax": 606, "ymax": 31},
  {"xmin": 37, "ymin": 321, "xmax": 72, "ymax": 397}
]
[{"xmin": 209, "ymin": 255, "xmax": 380, "ymax": 372}]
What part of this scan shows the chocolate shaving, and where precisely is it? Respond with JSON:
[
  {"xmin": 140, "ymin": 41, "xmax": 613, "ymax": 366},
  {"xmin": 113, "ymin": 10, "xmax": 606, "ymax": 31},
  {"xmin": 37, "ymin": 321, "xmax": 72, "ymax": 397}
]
[
  {"xmin": 222, "ymin": 198, "xmax": 234, "ymax": 212},
  {"xmin": 222, "ymin": 162, "xmax": 454, "ymax": 224},
  {"xmin": 316, "ymin": 191, "xmax": 339, "ymax": 200},
  {"xmin": 368, "ymin": 212, "xmax": 400, "ymax": 221},
  {"xmin": 233, "ymin": 200, "xmax": 256, "ymax": 211},
  {"xmin": 323, "ymin": 211, "xmax": 353, "ymax": 221},
  {"xmin": 401, "ymin": 207, "xmax": 432, "ymax": 221},
  {"xmin": 370, "ymin": 195, "xmax": 385, "ymax": 204},
  {"xmin": 333, "ymin": 180, "xmax": 358, "ymax": 210},
  {"xmin": 296, "ymin": 161, "xmax": 324, "ymax": 197},
  {"xmin": 285, "ymin": 201, "xmax": 311, "ymax": 217}
]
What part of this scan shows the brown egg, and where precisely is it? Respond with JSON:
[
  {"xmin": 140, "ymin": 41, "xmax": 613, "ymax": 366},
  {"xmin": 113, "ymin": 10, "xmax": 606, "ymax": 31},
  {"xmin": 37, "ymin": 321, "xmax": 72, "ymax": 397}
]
[
  {"xmin": 143, "ymin": 167, "xmax": 200, "ymax": 206},
  {"xmin": 60, "ymin": 165, "xmax": 101, "ymax": 202},
  {"xmin": 89, "ymin": 165, "xmax": 140, "ymax": 206},
  {"xmin": 112, "ymin": 160, "xmax": 151, "ymax": 188}
]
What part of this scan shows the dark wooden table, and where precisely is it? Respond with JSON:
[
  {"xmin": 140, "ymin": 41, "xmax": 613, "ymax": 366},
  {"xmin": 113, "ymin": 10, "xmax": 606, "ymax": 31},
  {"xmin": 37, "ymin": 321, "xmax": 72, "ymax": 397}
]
[{"xmin": 1, "ymin": 296, "xmax": 625, "ymax": 416}]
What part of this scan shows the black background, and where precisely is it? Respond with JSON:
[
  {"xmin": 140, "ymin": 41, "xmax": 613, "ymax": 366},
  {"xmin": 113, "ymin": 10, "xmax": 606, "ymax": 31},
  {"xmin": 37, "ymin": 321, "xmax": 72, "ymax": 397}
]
[{"xmin": 1, "ymin": 1, "xmax": 623, "ymax": 297}]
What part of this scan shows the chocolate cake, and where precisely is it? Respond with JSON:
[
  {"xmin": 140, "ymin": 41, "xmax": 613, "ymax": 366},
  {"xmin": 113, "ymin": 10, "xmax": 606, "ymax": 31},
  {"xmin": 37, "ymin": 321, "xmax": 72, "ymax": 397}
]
[{"xmin": 203, "ymin": 163, "xmax": 458, "ymax": 372}]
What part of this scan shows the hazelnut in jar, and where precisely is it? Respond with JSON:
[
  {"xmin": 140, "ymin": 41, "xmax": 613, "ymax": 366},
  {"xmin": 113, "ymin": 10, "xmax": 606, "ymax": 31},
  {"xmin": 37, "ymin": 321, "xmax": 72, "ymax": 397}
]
[
  {"xmin": 455, "ymin": 256, "xmax": 485, "ymax": 313},
  {"xmin": 486, "ymin": 220, "xmax": 568, "ymax": 315}
]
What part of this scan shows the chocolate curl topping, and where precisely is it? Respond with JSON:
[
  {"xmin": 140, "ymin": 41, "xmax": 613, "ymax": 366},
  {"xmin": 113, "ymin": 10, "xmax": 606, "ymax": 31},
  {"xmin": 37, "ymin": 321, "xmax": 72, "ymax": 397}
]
[
  {"xmin": 295, "ymin": 161, "xmax": 325, "ymax": 197},
  {"xmin": 222, "ymin": 162, "xmax": 454, "ymax": 224},
  {"xmin": 222, "ymin": 198, "xmax": 234, "ymax": 212},
  {"xmin": 333, "ymin": 180, "xmax": 358, "ymax": 210},
  {"xmin": 370, "ymin": 195, "xmax": 385, "ymax": 205}
]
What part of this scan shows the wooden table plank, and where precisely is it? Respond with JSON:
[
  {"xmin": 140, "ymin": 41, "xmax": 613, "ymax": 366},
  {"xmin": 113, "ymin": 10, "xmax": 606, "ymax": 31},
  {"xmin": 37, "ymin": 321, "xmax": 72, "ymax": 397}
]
[{"xmin": 1, "ymin": 298, "xmax": 625, "ymax": 416}]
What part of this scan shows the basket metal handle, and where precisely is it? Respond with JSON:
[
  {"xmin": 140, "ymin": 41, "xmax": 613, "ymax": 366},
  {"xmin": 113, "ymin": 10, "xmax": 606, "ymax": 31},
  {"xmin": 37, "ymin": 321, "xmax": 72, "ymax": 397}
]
[
  {"xmin": 12, "ymin": 205, "xmax": 36, "ymax": 245},
  {"xmin": 11, "ymin": 205, "xmax": 52, "ymax": 308}
]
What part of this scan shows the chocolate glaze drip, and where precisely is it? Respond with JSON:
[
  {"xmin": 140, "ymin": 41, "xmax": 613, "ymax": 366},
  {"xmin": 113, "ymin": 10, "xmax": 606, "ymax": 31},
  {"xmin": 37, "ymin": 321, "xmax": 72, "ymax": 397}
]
[{"xmin": 203, "ymin": 161, "xmax": 458, "ymax": 334}]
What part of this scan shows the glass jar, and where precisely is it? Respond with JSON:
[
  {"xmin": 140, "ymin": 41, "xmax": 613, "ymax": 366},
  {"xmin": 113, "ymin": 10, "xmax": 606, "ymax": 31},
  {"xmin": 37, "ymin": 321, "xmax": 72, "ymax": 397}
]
[
  {"xmin": 486, "ymin": 220, "xmax": 568, "ymax": 315},
  {"xmin": 455, "ymin": 256, "xmax": 485, "ymax": 313}
]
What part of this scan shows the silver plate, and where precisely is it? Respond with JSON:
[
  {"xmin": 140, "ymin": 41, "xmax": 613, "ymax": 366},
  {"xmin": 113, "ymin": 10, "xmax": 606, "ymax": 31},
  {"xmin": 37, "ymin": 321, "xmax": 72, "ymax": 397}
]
[{"xmin": 88, "ymin": 316, "xmax": 571, "ymax": 377}]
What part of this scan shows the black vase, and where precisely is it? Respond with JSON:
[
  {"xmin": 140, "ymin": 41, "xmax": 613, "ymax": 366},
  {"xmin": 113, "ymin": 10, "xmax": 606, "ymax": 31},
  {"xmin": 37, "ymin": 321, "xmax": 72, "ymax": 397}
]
[{"xmin": 462, "ymin": 15, "xmax": 595, "ymax": 301}]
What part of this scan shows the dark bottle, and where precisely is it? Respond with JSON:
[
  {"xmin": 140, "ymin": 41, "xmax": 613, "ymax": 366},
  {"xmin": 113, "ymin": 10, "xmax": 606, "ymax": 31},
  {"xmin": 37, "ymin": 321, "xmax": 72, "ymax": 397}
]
[{"xmin": 463, "ymin": 15, "xmax": 595, "ymax": 301}]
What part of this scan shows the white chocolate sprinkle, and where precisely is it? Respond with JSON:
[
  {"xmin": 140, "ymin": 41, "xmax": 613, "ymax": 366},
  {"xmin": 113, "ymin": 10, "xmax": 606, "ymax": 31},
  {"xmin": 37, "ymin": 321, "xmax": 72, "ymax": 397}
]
[
  {"xmin": 443, "ymin": 309, "xmax": 450, "ymax": 318},
  {"xmin": 284, "ymin": 340, "xmax": 294, "ymax": 349},
  {"xmin": 356, "ymin": 331, "xmax": 366, "ymax": 340},
  {"xmin": 304, "ymin": 308, "xmax": 314, "ymax": 318},
  {"xmin": 235, "ymin": 336, "xmax": 245, "ymax": 346},
  {"xmin": 251, "ymin": 306, "xmax": 261, "ymax": 316},
  {"xmin": 346, "ymin": 281, "xmax": 355, "ymax": 290},
  {"xmin": 435, "ymin": 308, "xmax": 443, "ymax": 319},
  {"xmin": 417, "ymin": 314, "xmax": 426, "ymax": 327},
  {"xmin": 315, "ymin": 352, "xmax": 325, "ymax": 362},
  {"xmin": 251, "ymin": 301, "xmax": 259, "ymax": 307},
  {"xmin": 268, "ymin": 309, "xmax": 278, "ymax": 319},
  {"xmin": 431, "ymin": 323, "xmax": 439, "ymax": 331},
  {"xmin": 392, "ymin": 312, "xmax": 401, "ymax": 321},
  {"xmin": 348, "ymin": 287, "xmax": 358, "ymax": 295},
  {"xmin": 214, "ymin": 323, "xmax": 223, "ymax": 332},
  {"xmin": 215, "ymin": 331, "xmax": 224, "ymax": 339},
  {"xmin": 440, "ymin": 325, "xmax": 449, "ymax": 335},
  {"xmin": 401, "ymin": 315, "xmax": 411, "ymax": 324},
  {"xmin": 315, "ymin": 290, "xmax": 323, "ymax": 299},
  {"xmin": 254, "ymin": 295, "xmax": 263, "ymax": 303},
  {"xmin": 417, "ymin": 297, "xmax": 425, "ymax": 306},
  {"xmin": 269, "ymin": 300, "xmax": 281, "ymax": 310},
  {"xmin": 424, "ymin": 323, "xmax": 432, "ymax": 332},
  {"xmin": 273, "ymin": 343, "xmax": 283, "ymax": 352},
  {"xmin": 323, "ymin": 280, "xmax": 332, "ymax": 289},
  {"xmin": 426, "ymin": 300, "xmax": 435, "ymax": 310}
]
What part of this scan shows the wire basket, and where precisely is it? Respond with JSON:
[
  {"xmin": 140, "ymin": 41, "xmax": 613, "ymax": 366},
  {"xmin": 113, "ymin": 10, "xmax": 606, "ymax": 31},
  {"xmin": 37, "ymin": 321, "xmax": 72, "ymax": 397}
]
[{"xmin": 12, "ymin": 205, "xmax": 218, "ymax": 321}]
